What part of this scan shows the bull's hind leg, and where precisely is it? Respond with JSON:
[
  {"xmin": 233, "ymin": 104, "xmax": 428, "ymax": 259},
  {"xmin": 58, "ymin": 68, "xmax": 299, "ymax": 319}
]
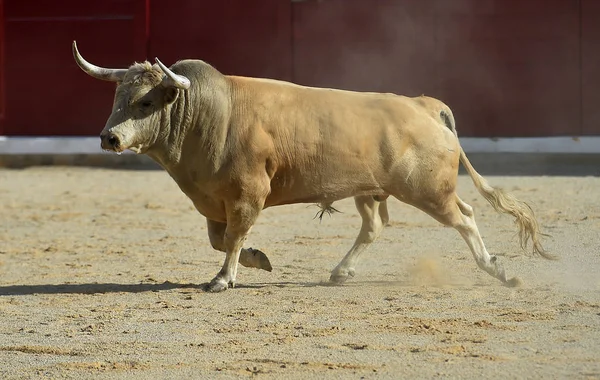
[
  {"xmin": 206, "ymin": 219, "xmax": 272, "ymax": 272},
  {"xmin": 329, "ymin": 195, "xmax": 389, "ymax": 283},
  {"xmin": 421, "ymin": 194, "xmax": 520, "ymax": 287}
]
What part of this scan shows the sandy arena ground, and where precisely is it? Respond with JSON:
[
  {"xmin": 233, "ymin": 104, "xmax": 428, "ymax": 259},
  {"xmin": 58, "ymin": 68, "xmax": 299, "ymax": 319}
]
[{"xmin": 0, "ymin": 167, "xmax": 599, "ymax": 379}]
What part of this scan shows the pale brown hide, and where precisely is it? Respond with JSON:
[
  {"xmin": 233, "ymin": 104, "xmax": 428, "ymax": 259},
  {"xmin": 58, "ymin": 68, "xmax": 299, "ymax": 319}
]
[
  {"xmin": 169, "ymin": 76, "xmax": 460, "ymax": 225},
  {"xmin": 228, "ymin": 78, "xmax": 459, "ymax": 210}
]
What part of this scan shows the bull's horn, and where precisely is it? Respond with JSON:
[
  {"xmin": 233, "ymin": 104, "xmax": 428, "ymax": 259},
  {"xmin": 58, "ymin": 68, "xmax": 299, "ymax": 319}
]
[
  {"xmin": 72, "ymin": 41, "xmax": 127, "ymax": 82},
  {"xmin": 155, "ymin": 58, "xmax": 191, "ymax": 89}
]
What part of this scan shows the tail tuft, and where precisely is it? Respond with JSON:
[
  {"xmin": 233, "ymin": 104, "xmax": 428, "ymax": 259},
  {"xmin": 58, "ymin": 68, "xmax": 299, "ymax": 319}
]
[{"xmin": 477, "ymin": 180, "xmax": 557, "ymax": 260}]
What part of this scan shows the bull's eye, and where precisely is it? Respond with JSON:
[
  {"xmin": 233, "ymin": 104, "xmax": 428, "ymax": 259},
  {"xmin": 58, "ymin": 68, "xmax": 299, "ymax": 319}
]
[{"xmin": 140, "ymin": 101, "xmax": 153, "ymax": 108}]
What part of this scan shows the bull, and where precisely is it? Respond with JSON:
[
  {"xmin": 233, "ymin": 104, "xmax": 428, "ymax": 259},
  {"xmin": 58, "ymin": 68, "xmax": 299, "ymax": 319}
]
[{"xmin": 72, "ymin": 41, "xmax": 554, "ymax": 292}]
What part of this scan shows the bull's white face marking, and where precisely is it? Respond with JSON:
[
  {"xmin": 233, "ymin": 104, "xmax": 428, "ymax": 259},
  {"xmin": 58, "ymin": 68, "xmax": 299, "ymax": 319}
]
[
  {"xmin": 72, "ymin": 47, "xmax": 187, "ymax": 155},
  {"xmin": 101, "ymin": 78, "xmax": 166, "ymax": 154}
]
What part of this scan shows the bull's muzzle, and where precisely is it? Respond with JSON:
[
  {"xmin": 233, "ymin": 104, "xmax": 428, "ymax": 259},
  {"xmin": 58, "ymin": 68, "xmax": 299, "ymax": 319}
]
[{"xmin": 100, "ymin": 132, "xmax": 121, "ymax": 151}]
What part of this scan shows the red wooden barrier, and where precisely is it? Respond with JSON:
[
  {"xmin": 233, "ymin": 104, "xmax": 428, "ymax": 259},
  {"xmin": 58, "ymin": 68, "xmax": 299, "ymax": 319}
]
[
  {"xmin": 0, "ymin": 0, "xmax": 598, "ymax": 137},
  {"xmin": 582, "ymin": 0, "xmax": 600, "ymax": 135},
  {"xmin": 0, "ymin": 0, "xmax": 5, "ymax": 133},
  {"xmin": 3, "ymin": 0, "xmax": 146, "ymax": 136},
  {"xmin": 292, "ymin": 0, "xmax": 581, "ymax": 137},
  {"xmin": 149, "ymin": 0, "xmax": 291, "ymax": 81}
]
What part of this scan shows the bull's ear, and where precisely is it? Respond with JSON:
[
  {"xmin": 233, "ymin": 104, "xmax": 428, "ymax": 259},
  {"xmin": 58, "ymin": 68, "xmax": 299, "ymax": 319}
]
[{"xmin": 164, "ymin": 87, "xmax": 179, "ymax": 105}]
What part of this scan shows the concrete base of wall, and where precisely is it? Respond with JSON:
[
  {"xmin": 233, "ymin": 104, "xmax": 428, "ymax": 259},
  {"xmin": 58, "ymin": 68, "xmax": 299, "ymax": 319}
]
[
  {"xmin": 3, "ymin": 153, "xmax": 598, "ymax": 176},
  {"xmin": 1, "ymin": 137, "xmax": 599, "ymax": 176},
  {"xmin": 3, "ymin": 136, "xmax": 600, "ymax": 154}
]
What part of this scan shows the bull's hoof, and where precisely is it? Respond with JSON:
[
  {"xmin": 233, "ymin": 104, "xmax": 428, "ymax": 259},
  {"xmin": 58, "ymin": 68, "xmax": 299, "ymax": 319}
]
[
  {"xmin": 329, "ymin": 268, "xmax": 355, "ymax": 284},
  {"xmin": 205, "ymin": 277, "xmax": 230, "ymax": 293},
  {"xmin": 239, "ymin": 248, "xmax": 273, "ymax": 272},
  {"xmin": 505, "ymin": 277, "xmax": 523, "ymax": 288},
  {"xmin": 248, "ymin": 248, "xmax": 273, "ymax": 272},
  {"xmin": 329, "ymin": 274, "xmax": 348, "ymax": 285}
]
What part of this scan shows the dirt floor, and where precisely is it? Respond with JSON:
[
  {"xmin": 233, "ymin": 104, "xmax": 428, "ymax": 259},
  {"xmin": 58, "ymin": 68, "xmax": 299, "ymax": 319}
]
[{"xmin": 1, "ymin": 167, "xmax": 599, "ymax": 379}]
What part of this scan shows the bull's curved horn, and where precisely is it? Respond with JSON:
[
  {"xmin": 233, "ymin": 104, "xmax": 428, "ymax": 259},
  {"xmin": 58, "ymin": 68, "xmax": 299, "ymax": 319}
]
[
  {"xmin": 72, "ymin": 41, "xmax": 127, "ymax": 82},
  {"xmin": 155, "ymin": 58, "xmax": 191, "ymax": 89}
]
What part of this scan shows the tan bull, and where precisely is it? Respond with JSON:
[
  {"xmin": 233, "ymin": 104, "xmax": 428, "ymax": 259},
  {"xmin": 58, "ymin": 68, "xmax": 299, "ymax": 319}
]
[{"xmin": 72, "ymin": 41, "xmax": 554, "ymax": 292}]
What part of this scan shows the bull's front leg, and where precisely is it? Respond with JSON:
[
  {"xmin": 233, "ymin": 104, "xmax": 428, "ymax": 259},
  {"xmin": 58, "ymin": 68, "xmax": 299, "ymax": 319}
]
[{"xmin": 206, "ymin": 201, "xmax": 262, "ymax": 292}]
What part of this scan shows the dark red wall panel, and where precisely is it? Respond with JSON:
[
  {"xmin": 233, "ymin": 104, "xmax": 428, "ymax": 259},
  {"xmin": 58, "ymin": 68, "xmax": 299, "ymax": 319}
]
[
  {"xmin": 292, "ymin": 0, "xmax": 581, "ymax": 137},
  {"xmin": 293, "ymin": 0, "xmax": 439, "ymax": 97},
  {"xmin": 582, "ymin": 0, "xmax": 600, "ymax": 135},
  {"xmin": 0, "ymin": 0, "xmax": 5, "ymax": 133},
  {"xmin": 149, "ymin": 0, "xmax": 292, "ymax": 81},
  {"xmin": 3, "ymin": 0, "xmax": 147, "ymax": 136},
  {"xmin": 434, "ymin": 0, "xmax": 580, "ymax": 137},
  {"xmin": 0, "ymin": 1, "xmax": 594, "ymax": 138}
]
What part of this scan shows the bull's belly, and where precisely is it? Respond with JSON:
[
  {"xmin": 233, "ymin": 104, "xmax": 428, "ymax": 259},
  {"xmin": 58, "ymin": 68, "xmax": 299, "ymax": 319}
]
[
  {"xmin": 264, "ymin": 182, "xmax": 386, "ymax": 208},
  {"xmin": 264, "ymin": 163, "xmax": 389, "ymax": 208}
]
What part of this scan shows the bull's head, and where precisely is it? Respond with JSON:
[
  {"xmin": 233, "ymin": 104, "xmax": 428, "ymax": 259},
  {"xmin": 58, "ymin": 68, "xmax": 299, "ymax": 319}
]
[{"xmin": 72, "ymin": 41, "xmax": 190, "ymax": 154}]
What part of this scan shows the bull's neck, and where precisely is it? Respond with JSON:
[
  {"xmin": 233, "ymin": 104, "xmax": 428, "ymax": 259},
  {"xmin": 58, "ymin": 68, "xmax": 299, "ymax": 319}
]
[
  {"xmin": 147, "ymin": 74, "xmax": 232, "ymax": 172},
  {"xmin": 144, "ymin": 92, "xmax": 188, "ymax": 168}
]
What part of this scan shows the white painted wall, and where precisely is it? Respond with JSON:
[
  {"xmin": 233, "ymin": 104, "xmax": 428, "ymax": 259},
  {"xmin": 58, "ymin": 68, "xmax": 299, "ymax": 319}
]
[{"xmin": 1, "ymin": 136, "xmax": 599, "ymax": 154}]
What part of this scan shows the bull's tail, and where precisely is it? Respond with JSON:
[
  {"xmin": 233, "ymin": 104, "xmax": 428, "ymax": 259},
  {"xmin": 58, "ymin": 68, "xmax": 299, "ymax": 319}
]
[{"xmin": 440, "ymin": 109, "xmax": 556, "ymax": 260}]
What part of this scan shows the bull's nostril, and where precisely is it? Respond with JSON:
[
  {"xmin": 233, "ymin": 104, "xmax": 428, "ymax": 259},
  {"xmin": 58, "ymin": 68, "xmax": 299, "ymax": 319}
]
[{"xmin": 108, "ymin": 135, "xmax": 118, "ymax": 147}]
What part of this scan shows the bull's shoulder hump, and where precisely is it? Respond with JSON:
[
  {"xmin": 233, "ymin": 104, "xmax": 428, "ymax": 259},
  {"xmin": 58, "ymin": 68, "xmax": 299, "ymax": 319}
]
[
  {"xmin": 227, "ymin": 76, "xmax": 399, "ymax": 96},
  {"xmin": 227, "ymin": 75, "xmax": 304, "ymax": 89},
  {"xmin": 226, "ymin": 76, "xmax": 421, "ymax": 110}
]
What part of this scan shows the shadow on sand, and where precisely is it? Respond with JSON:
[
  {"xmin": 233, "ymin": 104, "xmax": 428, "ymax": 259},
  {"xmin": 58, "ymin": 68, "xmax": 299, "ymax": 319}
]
[
  {"xmin": 0, "ymin": 280, "xmax": 341, "ymax": 296},
  {"xmin": 0, "ymin": 281, "xmax": 199, "ymax": 296}
]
